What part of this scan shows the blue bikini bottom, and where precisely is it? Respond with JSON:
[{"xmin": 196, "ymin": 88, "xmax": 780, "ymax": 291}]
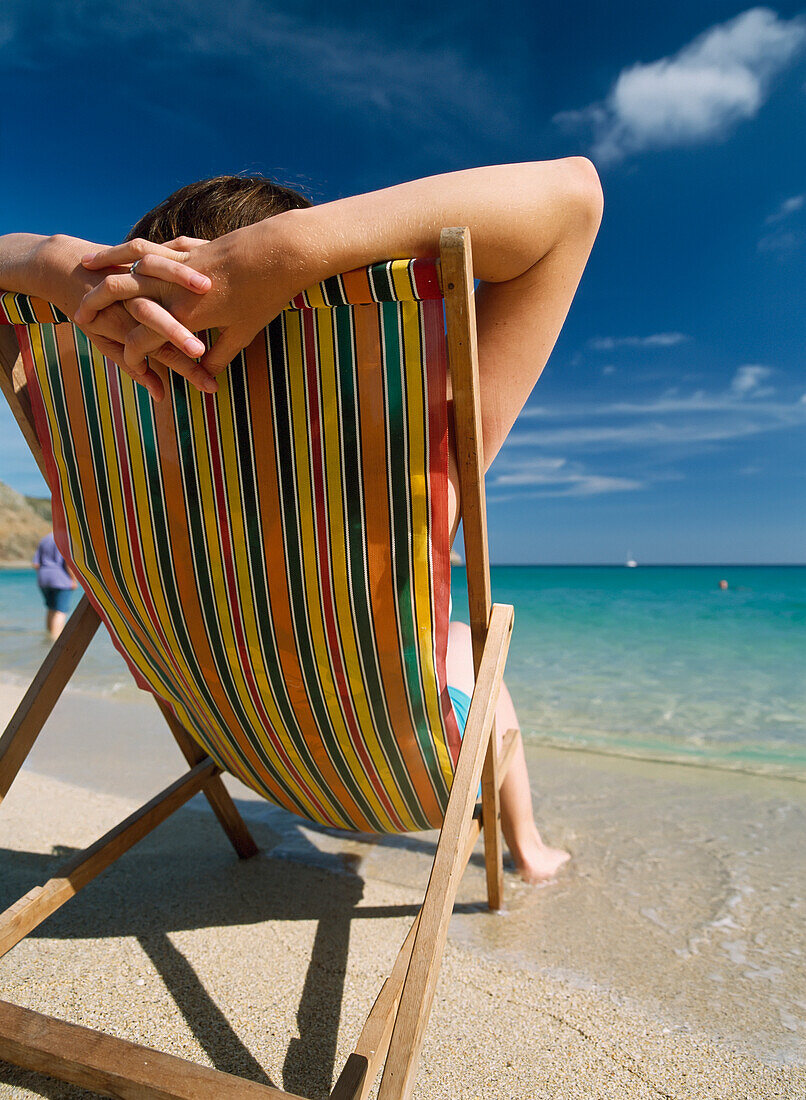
[
  {"xmin": 447, "ymin": 685, "xmax": 482, "ymax": 798},
  {"xmin": 447, "ymin": 684, "xmax": 472, "ymax": 733}
]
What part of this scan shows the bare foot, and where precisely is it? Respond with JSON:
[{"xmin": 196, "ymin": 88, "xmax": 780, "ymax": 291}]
[{"xmin": 511, "ymin": 827, "xmax": 570, "ymax": 884}]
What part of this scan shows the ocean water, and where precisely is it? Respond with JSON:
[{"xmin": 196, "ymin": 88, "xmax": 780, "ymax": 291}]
[
  {"xmin": 452, "ymin": 565, "xmax": 806, "ymax": 777},
  {"xmin": 1, "ymin": 565, "xmax": 804, "ymax": 778}
]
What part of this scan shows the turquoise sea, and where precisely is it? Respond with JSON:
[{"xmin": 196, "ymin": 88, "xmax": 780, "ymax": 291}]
[{"xmin": 2, "ymin": 565, "xmax": 805, "ymax": 779}]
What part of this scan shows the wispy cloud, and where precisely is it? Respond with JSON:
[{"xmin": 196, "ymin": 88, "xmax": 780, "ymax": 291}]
[
  {"xmin": 730, "ymin": 363, "xmax": 773, "ymax": 395},
  {"xmin": 488, "ymin": 456, "xmax": 643, "ymax": 499},
  {"xmin": 758, "ymin": 193, "xmax": 804, "ymax": 253},
  {"xmin": 758, "ymin": 228, "xmax": 800, "ymax": 253},
  {"xmin": 511, "ymin": 366, "xmax": 806, "ymax": 453},
  {"xmin": 588, "ymin": 332, "xmax": 688, "ymax": 351},
  {"xmin": 764, "ymin": 194, "xmax": 804, "ymax": 224},
  {"xmin": 507, "ymin": 421, "xmax": 777, "ymax": 449},
  {"xmin": 555, "ymin": 8, "xmax": 806, "ymax": 164},
  {"xmin": 0, "ymin": 0, "xmax": 513, "ymax": 142}
]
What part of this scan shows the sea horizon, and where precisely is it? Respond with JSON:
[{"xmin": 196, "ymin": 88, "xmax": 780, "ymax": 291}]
[
  {"xmin": 7, "ymin": 557, "xmax": 806, "ymax": 569},
  {"xmin": 471, "ymin": 561, "xmax": 806, "ymax": 568}
]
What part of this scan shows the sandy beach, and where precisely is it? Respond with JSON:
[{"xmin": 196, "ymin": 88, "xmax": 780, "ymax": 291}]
[{"xmin": 1, "ymin": 680, "xmax": 804, "ymax": 1098}]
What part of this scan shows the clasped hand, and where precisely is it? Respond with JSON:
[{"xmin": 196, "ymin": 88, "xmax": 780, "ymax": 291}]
[
  {"xmin": 76, "ymin": 221, "xmax": 299, "ymax": 402},
  {"xmin": 74, "ymin": 237, "xmax": 212, "ymax": 401}
]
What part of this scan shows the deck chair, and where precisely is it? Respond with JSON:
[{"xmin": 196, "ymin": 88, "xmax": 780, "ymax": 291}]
[{"xmin": 0, "ymin": 227, "xmax": 518, "ymax": 1100}]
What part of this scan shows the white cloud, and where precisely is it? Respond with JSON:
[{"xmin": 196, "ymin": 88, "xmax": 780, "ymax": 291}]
[
  {"xmin": 765, "ymin": 194, "xmax": 804, "ymax": 223},
  {"xmin": 488, "ymin": 456, "xmax": 643, "ymax": 498},
  {"xmin": 488, "ymin": 360, "xmax": 800, "ymax": 502},
  {"xmin": 512, "ymin": 369, "xmax": 805, "ymax": 453},
  {"xmin": 730, "ymin": 363, "xmax": 773, "ymax": 395},
  {"xmin": 555, "ymin": 8, "xmax": 806, "ymax": 163},
  {"xmin": 758, "ymin": 228, "xmax": 800, "ymax": 253},
  {"xmin": 507, "ymin": 421, "xmax": 768, "ymax": 449},
  {"xmin": 759, "ymin": 194, "xmax": 804, "ymax": 253},
  {"xmin": 588, "ymin": 332, "xmax": 688, "ymax": 351},
  {"xmin": 521, "ymin": 386, "xmax": 778, "ymax": 420}
]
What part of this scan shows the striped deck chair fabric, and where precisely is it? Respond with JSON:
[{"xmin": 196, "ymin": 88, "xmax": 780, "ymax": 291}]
[{"xmin": 0, "ymin": 259, "xmax": 463, "ymax": 834}]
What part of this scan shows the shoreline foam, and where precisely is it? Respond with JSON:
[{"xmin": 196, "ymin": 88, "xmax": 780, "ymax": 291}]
[{"xmin": 522, "ymin": 731, "xmax": 806, "ymax": 782}]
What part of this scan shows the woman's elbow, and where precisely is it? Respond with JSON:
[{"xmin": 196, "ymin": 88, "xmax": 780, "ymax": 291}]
[{"xmin": 559, "ymin": 156, "xmax": 604, "ymax": 234}]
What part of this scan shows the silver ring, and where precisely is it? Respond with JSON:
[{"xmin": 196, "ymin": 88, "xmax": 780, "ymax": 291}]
[{"xmin": 130, "ymin": 259, "xmax": 142, "ymax": 276}]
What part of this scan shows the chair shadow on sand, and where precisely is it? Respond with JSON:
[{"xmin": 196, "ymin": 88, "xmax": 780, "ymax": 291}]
[{"xmin": 0, "ymin": 794, "xmax": 487, "ymax": 1099}]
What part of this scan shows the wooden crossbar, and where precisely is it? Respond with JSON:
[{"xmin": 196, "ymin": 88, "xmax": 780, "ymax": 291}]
[
  {"xmin": 0, "ymin": 998, "xmax": 305, "ymax": 1100},
  {"xmin": 0, "ymin": 758, "xmax": 218, "ymax": 958}
]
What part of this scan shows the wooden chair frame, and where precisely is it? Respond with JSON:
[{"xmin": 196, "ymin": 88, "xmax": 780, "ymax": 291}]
[{"xmin": 0, "ymin": 228, "xmax": 519, "ymax": 1100}]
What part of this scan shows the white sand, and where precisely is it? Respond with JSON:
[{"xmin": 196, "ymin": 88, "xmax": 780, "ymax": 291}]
[{"xmin": 0, "ymin": 682, "xmax": 805, "ymax": 1098}]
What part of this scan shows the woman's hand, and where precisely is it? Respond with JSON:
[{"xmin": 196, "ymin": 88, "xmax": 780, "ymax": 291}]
[
  {"xmin": 50, "ymin": 235, "xmax": 215, "ymax": 400},
  {"xmin": 78, "ymin": 217, "xmax": 306, "ymax": 377},
  {"xmin": 0, "ymin": 234, "xmax": 213, "ymax": 401},
  {"xmin": 77, "ymin": 236, "xmax": 218, "ymax": 398}
]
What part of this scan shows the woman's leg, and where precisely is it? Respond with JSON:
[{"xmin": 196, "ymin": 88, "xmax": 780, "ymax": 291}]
[
  {"xmin": 493, "ymin": 675, "xmax": 570, "ymax": 883},
  {"xmin": 446, "ymin": 620, "xmax": 569, "ymax": 883}
]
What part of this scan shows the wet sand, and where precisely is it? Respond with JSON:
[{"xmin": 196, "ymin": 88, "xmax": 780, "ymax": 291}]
[{"xmin": 0, "ymin": 681, "xmax": 804, "ymax": 1097}]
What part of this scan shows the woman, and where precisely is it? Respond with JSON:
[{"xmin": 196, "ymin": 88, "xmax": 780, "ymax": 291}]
[{"xmin": 0, "ymin": 161, "xmax": 602, "ymax": 880}]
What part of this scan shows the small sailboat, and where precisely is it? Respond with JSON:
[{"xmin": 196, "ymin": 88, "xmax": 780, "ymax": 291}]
[{"xmin": 625, "ymin": 552, "xmax": 637, "ymax": 568}]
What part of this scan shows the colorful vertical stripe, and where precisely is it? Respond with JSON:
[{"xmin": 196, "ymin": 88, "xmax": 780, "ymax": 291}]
[{"xmin": 6, "ymin": 261, "xmax": 460, "ymax": 832}]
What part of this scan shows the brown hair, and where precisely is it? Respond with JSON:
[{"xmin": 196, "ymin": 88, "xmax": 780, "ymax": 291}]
[{"xmin": 127, "ymin": 175, "xmax": 311, "ymax": 244}]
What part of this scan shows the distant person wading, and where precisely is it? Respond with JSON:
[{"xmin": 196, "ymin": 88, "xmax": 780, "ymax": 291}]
[{"xmin": 32, "ymin": 532, "xmax": 76, "ymax": 639}]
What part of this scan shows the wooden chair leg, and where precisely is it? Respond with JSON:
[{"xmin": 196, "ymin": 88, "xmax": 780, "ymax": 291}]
[
  {"xmin": 376, "ymin": 603, "xmax": 513, "ymax": 1100},
  {"xmin": 0, "ymin": 596, "xmax": 100, "ymax": 805},
  {"xmin": 480, "ymin": 729, "xmax": 504, "ymax": 909},
  {"xmin": 330, "ymin": 726, "xmax": 521, "ymax": 1100},
  {"xmin": 155, "ymin": 699, "xmax": 259, "ymax": 860},
  {"xmin": 441, "ymin": 227, "xmax": 504, "ymax": 910}
]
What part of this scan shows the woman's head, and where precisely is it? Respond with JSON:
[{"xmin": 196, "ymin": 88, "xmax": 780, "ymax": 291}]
[{"xmin": 127, "ymin": 175, "xmax": 311, "ymax": 244}]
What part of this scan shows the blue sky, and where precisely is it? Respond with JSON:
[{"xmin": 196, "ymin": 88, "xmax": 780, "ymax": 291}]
[{"xmin": 1, "ymin": 1, "xmax": 804, "ymax": 563}]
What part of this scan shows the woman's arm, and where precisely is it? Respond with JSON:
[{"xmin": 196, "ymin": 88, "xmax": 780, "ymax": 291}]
[
  {"xmin": 80, "ymin": 159, "xmax": 603, "ymax": 457},
  {"xmin": 0, "ymin": 234, "xmax": 59, "ymax": 302},
  {"xmin": 287, "ymin": 159, "xmax": 603, "ymax": 465}
]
